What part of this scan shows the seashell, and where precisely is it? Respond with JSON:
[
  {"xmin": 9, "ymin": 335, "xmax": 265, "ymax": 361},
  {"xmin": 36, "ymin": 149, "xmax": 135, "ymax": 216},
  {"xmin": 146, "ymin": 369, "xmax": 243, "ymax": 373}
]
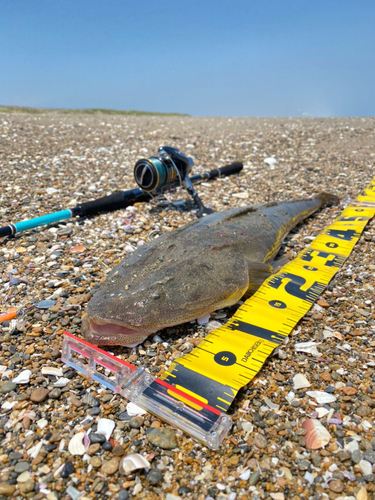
[
  {"xmin": 303, "ymin": 471, "xmax": 314, "ymax": 484},
  {"xmin": 359, "ymin": 460, "xmax": 372, "ymax": 476},
  {"xmin": 27, "ymin": 440, "xmax": 44, "ymax": 458},
  {"xmin": 205, "ymin": 320, "xmax": 222, "ymax": 331},
  {"xmin": 54, "ymin": 377, "xmax": 70, "ymax": 387},
  {"xmin": 362, "ymin": 420, "xmax": 372, "ymax": 432},
  {"xmin": 2, "ymin": 401, "xmax": 16, "ymax": 410},
  {"xmin": 17, "ymin": 409, "xmax": 36, "ymax": 422},
  {"xmin": 126, "ymin": 402, "xmax": 147, "ymax": 417},
  {"xmin": 286, "ymin": 391, "xmax": 295, "ymax": 403},
  {"xmin": 293, "ymin": 374, "xmax": 311, "ymax": 390},
  {"xmin": 342, "ymin": 470, "xmax": 356, "ymax": 482},
  {"xmin": 315, "ymin": 407, "xmax": 329, "ymax": 418},
  {"xmin": 356, "ymin": 486, "xmax": 368, "ymax": 500},
  {"xmin": 68, "ymin": 432, "xmax": 89, "ymax": 456},
  {"xmin": 302, "ymin": 419, "xmax": 332, "ymax": 449},
  {"xmin": 241, "ymin": 421, "xmax": 253, "ymax": 434},
  {"xmin": 263, "ymin": 397, "xmax": 279, "ymax": 412},
  {"xmin": 306, "ymin": 391, "xmax": 336, "ymax": 405},
  {"xmin": 12, "ymin": 370, "xmax": 32, "ymax": 384},
  {"xmin": 119, "ymin": 453, "xmax": 150, "ymax": 475},
  {"xmin": 295, "ymin": 342, "xmax": 321, "ymax": 356},
  {"xmin": 96, "ymin": 418, "xmax": 116, "ymax": 440},
  {"xmin": 197, "ymin": 313, "xmax": 210, "ymax": 325},
  {"xmin": 239, "ymin": 469, "xmax": 251, "ymax": 480},
  {"xmin": 41, "ymin": 366, "xmax": 63, "ymax": 377},
  {"xmin": 264, "ymin": 157, "xmax": 278, "ymax": 169},
  {"xmin": 328, "ymin": 418, "xmax": 342, "ymax": 425}
]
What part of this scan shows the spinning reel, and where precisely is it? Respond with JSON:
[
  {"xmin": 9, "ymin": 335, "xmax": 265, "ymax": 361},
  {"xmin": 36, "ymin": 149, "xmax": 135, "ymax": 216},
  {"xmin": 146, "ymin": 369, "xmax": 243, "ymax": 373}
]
[{"xmin": 134, "ymin": 146, "xmax": 214, "ymax": 217}]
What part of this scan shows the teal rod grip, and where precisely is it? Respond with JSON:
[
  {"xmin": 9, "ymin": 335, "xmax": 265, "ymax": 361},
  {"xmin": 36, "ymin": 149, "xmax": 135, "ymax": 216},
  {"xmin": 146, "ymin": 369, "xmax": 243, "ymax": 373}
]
[{"xmin": 14, "ymin": 210, "xmax": 73, "ymax": 233}]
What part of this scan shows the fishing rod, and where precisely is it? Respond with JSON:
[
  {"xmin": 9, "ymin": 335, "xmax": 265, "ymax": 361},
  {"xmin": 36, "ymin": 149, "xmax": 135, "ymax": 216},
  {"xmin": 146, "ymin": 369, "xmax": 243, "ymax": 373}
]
[{"xmin": 0, "ymin": 146, "xmax": 243, "ymax": 238}]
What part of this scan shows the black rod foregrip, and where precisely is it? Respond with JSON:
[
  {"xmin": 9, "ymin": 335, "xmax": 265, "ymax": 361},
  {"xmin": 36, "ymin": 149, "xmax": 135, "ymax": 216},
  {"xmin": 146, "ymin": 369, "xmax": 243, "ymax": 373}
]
[
  {"xmin": 76, "ymin": 189, "xmax": 151, "ymax": 217},
  {"xmin": 209, "ymin": 161, "xmax": 243, "ymax": 179},
  {"xmin": 190, "ymin": 161, "xmax": 243, "ymax": 182},
  {"xmin": 0, "ymin": 226, "xmax": 12, "ymax": 237}
]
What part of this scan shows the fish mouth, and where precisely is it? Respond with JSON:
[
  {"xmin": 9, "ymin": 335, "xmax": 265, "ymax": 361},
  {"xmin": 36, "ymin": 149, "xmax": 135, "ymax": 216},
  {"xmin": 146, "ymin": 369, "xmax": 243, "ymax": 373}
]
[{"xmin": 81, "ymin": 315, "xmax": 153, "ymax": 347}]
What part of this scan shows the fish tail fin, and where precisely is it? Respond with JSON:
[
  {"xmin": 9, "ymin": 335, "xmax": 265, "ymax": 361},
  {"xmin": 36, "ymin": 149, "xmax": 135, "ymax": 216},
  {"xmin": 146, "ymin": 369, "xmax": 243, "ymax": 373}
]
[{"xmin": 319, "ymin": 192, "xmax": 340, "ymax": 207}]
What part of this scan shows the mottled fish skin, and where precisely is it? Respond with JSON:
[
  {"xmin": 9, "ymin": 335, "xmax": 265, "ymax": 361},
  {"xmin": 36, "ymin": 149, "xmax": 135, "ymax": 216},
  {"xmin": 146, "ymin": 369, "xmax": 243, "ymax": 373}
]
[{"xmin": 82, "ymin": 193, "xmax": 337, "ymax": 346}]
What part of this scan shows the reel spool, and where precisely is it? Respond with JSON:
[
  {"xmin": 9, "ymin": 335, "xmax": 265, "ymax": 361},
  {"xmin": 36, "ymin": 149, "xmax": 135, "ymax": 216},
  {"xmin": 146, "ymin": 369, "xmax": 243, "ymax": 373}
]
[{"xmin": 134, "ymin": 146, "xmax": 213, "ymax": 217}]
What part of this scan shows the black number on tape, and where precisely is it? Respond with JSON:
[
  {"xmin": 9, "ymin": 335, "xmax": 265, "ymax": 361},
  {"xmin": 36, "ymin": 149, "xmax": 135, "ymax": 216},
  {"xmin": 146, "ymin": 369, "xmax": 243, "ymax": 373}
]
[
  {"xmin": 303, "ymin": 266, "xmax": 318, "ymax": 271},
  {"xmin": 268, "ymin": 272, "xmax": 325, "ymax": 302},
  {"xmin": 301, "ymin": 249, "xmax": 344, "ymax": 268},
  {"xmin": 214, "ymin": 351, "xmax": 237, "ymax": 366},
  {"xmin": 268, "ymin": 300, "xmax": 287, "ymax": 309},
  {"xmin": 325, "ymin": 228, "xmax": 358, "ymax": 241}
]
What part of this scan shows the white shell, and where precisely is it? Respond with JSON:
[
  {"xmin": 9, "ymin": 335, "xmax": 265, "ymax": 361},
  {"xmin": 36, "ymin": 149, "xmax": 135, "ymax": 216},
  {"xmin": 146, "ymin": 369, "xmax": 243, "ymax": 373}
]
[
  {"xmin": 2, "ymin": 401, "xmax": 16, "ymax": 410},
  {"xmin": 306, "ymin": 391, "xmax": 337, "ymax": 405},
  {"xmin": 293, "ymin": 374, "xmax": 311, "ymax": 390},
  {"xmin": 119, "ymin": 453, "xmax": 150, "ymax": 475},
  {"xmin": 133, "ymin": 484, "xmax": 143, "ymax": 495},
  {"xmin": 68, "ymin": 432, "xmax": 89, "ymax": 456},
  {"xmin": 359, "ymin": 460, "xmax": 372, "ymax": 476},
  {"xmin": 205, "ymin": 320, "xmax": 222, "ymax": 331},
  {"xmin": 37, "ymin": 418, "xmax": 48, "ymax": 430},
  {"xmin": 54, "ymin": 377, "xmax": 70, "ymax": 387},
  {"xmin": 264, "ymin": 397, "xmax": 279, "ymax": 412},
  {"xmin": 96, "ymin": 418, "xmax": 115, "ymax": 440},
  {"xmin": 12, "ymin": 370, "xmax": 32, "ymax": 384},
  {"xmin": 315, "ymin": 407, "xmax": 329, "ymax": 418},
  {"xmin": 197, "ymin": 313, "xmax": 210, "ymax": 325},
  {"xmin": 27, "ymin": 440, "xmax": 44, "ymax": 458},
  {"xmin": 264, "ymin": 157, "xmax": 278, "ymax": 168},
  {"xmin": 241, "ymin": 421, "xmax": 253, "ymax": 433},
  {"xmin": 41, "ymin": 366, "xmax": 63, "ymax": 377},
  {"xmin": 302, "ymin": 419, "xmax": 332, "ymax": 449},
  {"xmin": 239, "ymin": 469, "xmax": 251, "ymax": 480},
  {"xmin": 295, "ymin": 342, "xmax": 321, "ymax": 356},
  {"xmin": 126, "ymin": 402, "xmax": 147, "ymax": 417}
]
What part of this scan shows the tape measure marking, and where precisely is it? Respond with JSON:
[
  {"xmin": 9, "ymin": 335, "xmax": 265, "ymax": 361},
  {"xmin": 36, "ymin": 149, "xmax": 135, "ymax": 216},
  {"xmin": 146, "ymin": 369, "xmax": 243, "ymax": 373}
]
[{"xmin": 160, "ymin": 180, "xmax": 375, "ymax": 413}]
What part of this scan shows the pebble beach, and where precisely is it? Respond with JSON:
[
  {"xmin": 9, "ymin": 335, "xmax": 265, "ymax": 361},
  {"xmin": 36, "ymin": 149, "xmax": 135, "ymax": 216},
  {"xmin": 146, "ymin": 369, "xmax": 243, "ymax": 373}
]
[{"xmin": 0, "ymin": 111, "xmax": 375, "ymax": 500}]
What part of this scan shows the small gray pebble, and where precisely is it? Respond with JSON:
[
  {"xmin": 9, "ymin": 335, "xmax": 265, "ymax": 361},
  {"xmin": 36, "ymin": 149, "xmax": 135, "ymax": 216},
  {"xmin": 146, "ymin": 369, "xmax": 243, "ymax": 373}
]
[
  {"xmin": 249, "ymin": 470, "xmax": 260, "ymax": 486},
  {"xmin": 49, "ymin": 388, "xmax": 61, "ymax": 399},
  {"xmin": 147, "ymin": 468, "xmax": 163, "ymax": 485},
  {"xmin": 14, "ymin": 461, "xmax": 30, "ymax": 474},
  {"xmin": 118, "ymin": 491, "xmax": 129, "ymax": 500},
  {"xmin": 0, "ymin": 381, "xmax": 17, "ymax": 394},
  {"xmin": 351, "ymin": 449, "xmax": 363, "ymax": 464}
]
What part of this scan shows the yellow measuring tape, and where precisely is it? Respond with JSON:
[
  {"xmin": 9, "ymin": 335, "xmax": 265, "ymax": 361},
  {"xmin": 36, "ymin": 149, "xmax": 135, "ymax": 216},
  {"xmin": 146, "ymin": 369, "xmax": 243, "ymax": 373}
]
[{"xmin": 160, "ymin": 178, "xmax": 375, "ymax": 413}]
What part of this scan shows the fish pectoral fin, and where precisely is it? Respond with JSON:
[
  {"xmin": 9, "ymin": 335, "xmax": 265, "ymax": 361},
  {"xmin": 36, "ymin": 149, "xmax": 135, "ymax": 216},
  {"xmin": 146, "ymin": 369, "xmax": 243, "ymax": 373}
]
[
  {"xmin": 244, "ymin": 262, "xmax": 273, "ymax": 298},
  {"xmin": 271, "ymin": 254, "xmax": 292, "ymax": 273}
]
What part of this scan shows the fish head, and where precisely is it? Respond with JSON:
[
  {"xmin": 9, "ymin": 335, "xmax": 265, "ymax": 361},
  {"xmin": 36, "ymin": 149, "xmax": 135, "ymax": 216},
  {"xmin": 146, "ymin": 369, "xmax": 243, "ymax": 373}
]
[{"xmin": 82, "ymin": 245, "xmax": 249, "ymax": 346}]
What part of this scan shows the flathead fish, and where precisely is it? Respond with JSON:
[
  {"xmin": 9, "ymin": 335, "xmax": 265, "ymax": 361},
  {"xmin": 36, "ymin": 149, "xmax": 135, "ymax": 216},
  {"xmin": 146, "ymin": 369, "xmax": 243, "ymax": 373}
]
[{"xmin": 82, "ymin": 193, "xmax": 337, "ymax": 346}]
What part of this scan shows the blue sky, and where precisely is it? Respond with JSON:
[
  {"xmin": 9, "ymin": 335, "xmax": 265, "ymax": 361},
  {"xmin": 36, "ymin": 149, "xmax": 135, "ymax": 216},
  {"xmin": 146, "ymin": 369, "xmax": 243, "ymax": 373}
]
[{"xmin": 1, "ymin": 1, "xmax": 374, "ymax": 116}]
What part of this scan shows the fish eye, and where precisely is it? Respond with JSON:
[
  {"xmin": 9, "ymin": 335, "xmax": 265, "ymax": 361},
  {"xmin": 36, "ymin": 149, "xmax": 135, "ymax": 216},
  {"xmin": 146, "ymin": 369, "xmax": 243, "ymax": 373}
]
[{"xmin": 152, "ymin": 293, "xmax": 160, "ymax": 300}]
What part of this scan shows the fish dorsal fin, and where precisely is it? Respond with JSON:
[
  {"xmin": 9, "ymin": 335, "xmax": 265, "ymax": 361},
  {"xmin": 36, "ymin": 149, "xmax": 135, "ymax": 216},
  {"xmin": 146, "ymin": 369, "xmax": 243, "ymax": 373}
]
[{"xmin": 205, "ymin": 206, "xmax": 255, "ymax": 228}]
